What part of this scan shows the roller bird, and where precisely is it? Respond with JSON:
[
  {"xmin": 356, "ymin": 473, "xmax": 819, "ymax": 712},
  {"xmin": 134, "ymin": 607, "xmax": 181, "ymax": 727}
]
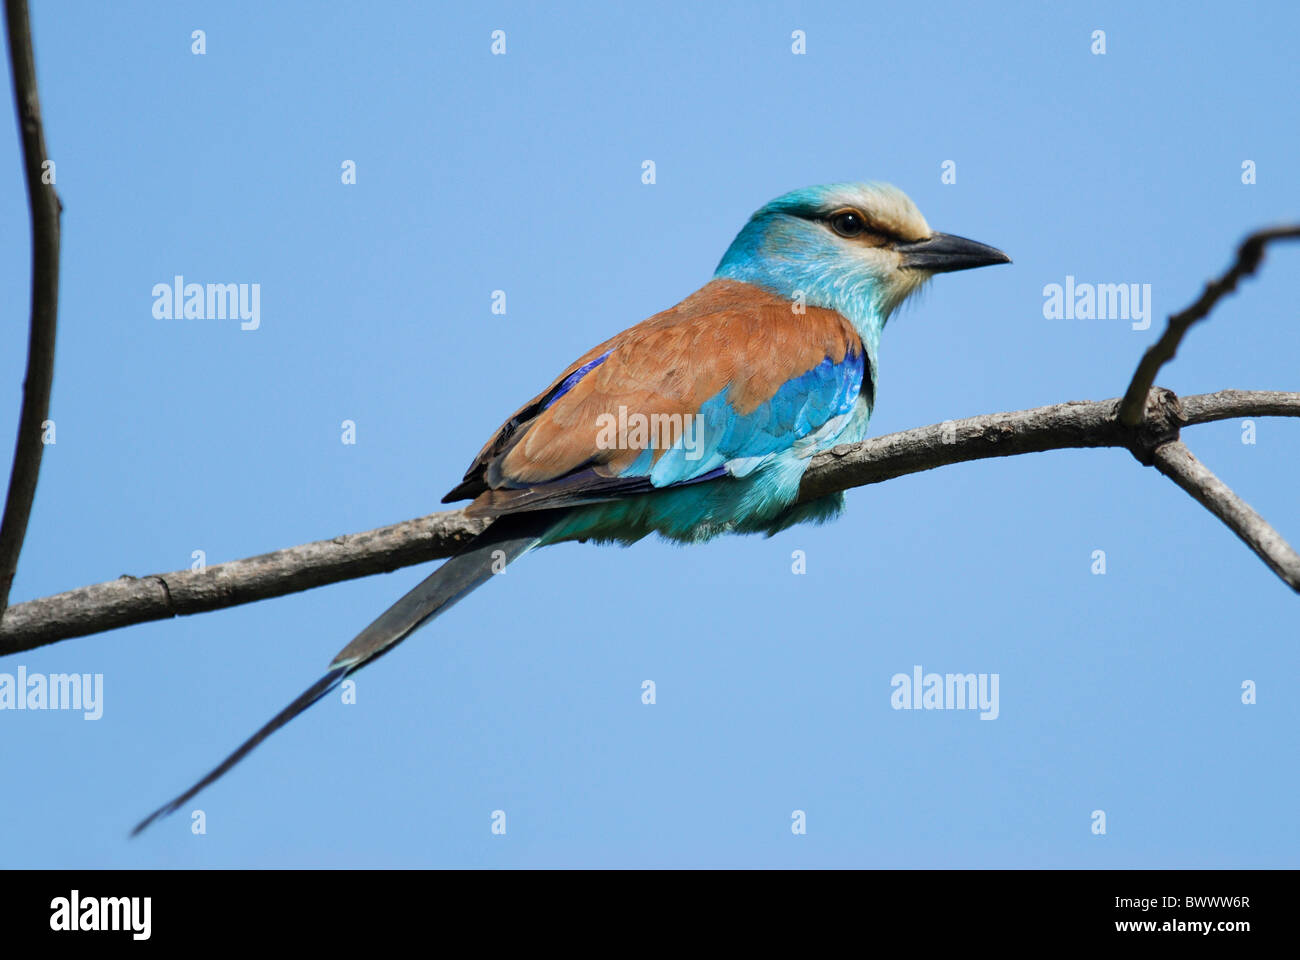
[{"xmin": 133, "ymin": 182, "xmax": 1009, "ymax": 834}]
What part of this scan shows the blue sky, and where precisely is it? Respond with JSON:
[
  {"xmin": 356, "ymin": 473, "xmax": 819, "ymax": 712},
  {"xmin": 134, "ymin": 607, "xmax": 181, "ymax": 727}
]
[{"xmin": 1, "ymin": 0, "xmax": 1296, "ymax": 867}]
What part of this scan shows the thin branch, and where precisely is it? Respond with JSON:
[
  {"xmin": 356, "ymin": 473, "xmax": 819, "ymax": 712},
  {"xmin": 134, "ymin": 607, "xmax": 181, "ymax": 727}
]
[
  {"xmin": 797, "ymin": 398, "xmax": 1131, "ymax": 501},
  {"xmin": 1118, "ymin": 225, "xmax": 1300, "ymax": 426},
  {"xmin": 798, "ymin": 388, "xmax": 1300, "ymax": 497},
  {"xmin": 0, "ymin": 0, "xmax": 61, "ymax": 616},
  {"xmin": 2, "ymin": 389, "xmax": 1296, "ymax": 655},
  {"xmin": 1180, "ymin": 389, "xmax": 1300, "ymax": 425},
  {"xmin": 1153, "ymin": 440, "xmax": 1300, "ymax": 591},
  {"xmin": 0, "ymin": 510, "xmax": 491, "ymax": 654}
]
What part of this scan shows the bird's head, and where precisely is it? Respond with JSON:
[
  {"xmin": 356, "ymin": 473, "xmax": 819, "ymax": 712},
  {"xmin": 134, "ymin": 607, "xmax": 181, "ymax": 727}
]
[{"xmin": 714, "ymin": 182, "xmax": 1009, "ymax": 338}]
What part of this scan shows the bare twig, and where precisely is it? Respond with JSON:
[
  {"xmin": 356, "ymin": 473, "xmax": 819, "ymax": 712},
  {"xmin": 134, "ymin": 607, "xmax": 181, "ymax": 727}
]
[
  {"xmin": 2, "ymin": 389, "xmax": 1296, "ymax": 655},
  {"xmin": 0, "ymin": 509, "xmax": 491, "ymax": 654},
  {"xmin": 1118, "ymin": 226, "xmax": 1300, "ymax": 426},
  {"xmin": 0, "ymin": 0, "xmax": 61, "ymax": 617},
  {"xmin": 1153, "ymin": 440, "xmax": 1300, "ymax": 591},
  {"xmin": 1180, "ymin": 389, "xmax": 1300, "ymax": 425}
]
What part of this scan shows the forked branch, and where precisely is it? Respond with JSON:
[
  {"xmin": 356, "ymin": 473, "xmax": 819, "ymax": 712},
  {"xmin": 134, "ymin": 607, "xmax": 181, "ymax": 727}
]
[{"xmin": 1, "ymin": 388, "xmax": 1296, "ymax": 656}]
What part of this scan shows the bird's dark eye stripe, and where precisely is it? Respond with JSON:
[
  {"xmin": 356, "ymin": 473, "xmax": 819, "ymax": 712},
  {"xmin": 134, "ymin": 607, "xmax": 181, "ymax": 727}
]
[
  {"xmin": 820, "ymin": 210, "xmax": 904, "ymax": 245},
  {"xmin": 793, "ymin": 208, "xmax": 903, "ymax": 244}
]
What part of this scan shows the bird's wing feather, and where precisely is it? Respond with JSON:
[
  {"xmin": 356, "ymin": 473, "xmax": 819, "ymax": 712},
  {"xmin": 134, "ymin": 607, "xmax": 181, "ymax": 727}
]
[{"xmin": 444, "ymin": 279, "xmax": 868, "ymax": 516}]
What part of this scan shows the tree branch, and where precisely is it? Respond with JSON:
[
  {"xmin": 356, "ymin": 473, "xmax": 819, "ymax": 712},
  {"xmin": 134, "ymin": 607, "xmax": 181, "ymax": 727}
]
[
  {"xmin": 1180, "ymin": 389, "xmax": 1300, "ymax": 425},
  {"xmin": 2, "ymin": 389, "xmax": 1296, "ymax": 655},
  {"xmin": 0, "ymin": 0, "xmax": 61, "ymax": 617},
  {"xmin": 1118, "ymin": 225, "xmax": 1300, "ymax": 426},
  {"xmin": 1151, "ymin": 439, "xmax": 1300, "ymax": 592},
  {"xmin": 0, "ymin": 510, "xmax": 492, "ymax": 654}
]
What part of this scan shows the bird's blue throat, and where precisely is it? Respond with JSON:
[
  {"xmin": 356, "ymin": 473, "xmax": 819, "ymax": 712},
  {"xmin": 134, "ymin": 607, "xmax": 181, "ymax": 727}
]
[{"xmin": 714, "ymin": 210, "xmax": 891, "ymax": 367}]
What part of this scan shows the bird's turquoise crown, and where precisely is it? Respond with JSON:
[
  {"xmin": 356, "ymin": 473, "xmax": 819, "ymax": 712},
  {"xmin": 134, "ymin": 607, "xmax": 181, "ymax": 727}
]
[{"xmin": 715, "ymin": 181, "xmax": 1009, "ymax": 353}]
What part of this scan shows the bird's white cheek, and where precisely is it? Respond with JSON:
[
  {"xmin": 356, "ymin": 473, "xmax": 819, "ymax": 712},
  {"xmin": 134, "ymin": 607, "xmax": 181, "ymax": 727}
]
[
  {"xmin": 881, "ymin": 269, "xmax": 932, "ymax": 316},
  {"xmin": 856, "ymin": 247, "xmax": 897, "ymax": 272}
]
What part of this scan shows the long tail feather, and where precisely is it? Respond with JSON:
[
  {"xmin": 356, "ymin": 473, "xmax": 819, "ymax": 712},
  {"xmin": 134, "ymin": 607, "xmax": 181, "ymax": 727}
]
[
  {"xmin": 130, "ymin": 666, "xmax": 349, "ymax": 836},
  {"xmin": 131, "ymin": 511, "xmax": 560, "ymax": 836}
]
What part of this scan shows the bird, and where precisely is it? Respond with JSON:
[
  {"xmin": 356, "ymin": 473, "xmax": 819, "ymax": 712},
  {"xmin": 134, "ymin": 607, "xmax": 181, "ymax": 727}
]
[{"xmin": 132, "ymin": 181, "xmax": 1009, "ymax": 835}]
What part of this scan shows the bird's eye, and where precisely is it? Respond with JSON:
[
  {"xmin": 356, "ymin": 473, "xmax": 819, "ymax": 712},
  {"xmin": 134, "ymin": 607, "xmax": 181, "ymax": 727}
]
[{"xmin": 829, "ymin": 210, "xmax": 866, "ymax": 238}]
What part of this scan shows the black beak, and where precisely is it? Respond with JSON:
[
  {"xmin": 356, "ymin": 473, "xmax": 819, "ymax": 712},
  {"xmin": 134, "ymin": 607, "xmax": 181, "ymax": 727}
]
[{"xmin": 897, "ymin": 232, "xmax": 1011, "ymax": 273}]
